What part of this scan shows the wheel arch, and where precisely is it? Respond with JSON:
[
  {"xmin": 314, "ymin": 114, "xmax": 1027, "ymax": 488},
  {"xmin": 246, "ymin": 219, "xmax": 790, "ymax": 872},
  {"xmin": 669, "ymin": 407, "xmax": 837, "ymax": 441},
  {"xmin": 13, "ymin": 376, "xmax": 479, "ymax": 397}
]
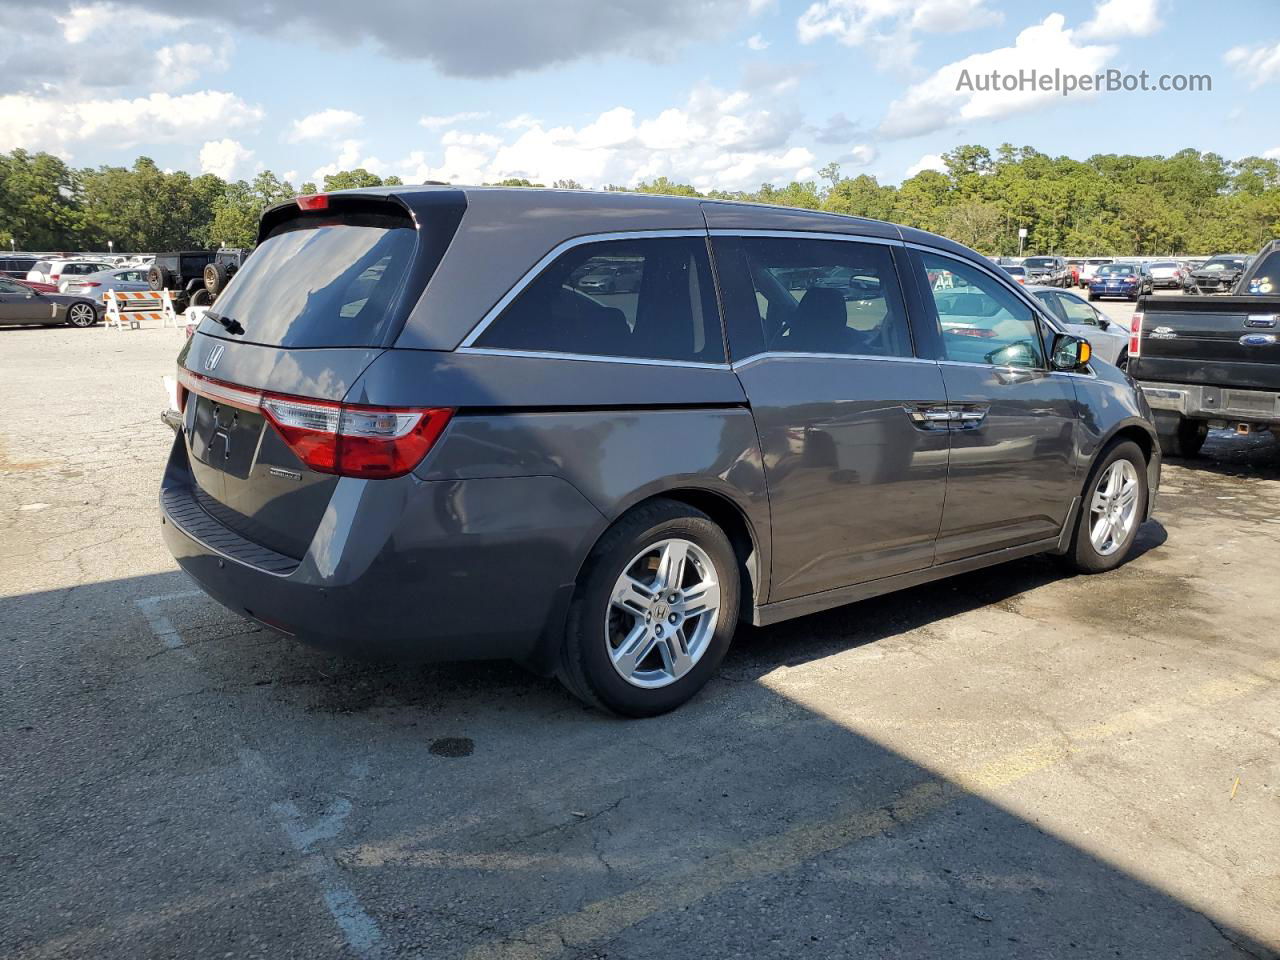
[{"xmin": 1090, "ymin": 419, "xmax": 1160, "ymax": 521}]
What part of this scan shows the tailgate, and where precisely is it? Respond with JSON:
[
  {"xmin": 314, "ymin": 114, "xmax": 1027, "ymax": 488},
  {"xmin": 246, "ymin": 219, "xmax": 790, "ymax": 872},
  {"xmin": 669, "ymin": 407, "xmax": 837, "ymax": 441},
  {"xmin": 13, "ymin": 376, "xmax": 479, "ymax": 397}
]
[
  {"xmin": 176, "ymin": 334, "xmax": 383, "ymax": 559},
  {"xmin": 1133, "ymin": 296, "xmax": 1280, "ymax": 391}
]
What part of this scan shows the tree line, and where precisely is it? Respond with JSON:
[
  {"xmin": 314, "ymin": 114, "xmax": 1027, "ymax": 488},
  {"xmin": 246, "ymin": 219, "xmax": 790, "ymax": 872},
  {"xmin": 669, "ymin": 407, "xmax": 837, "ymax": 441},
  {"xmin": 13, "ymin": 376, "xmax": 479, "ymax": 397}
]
[{"xmin": 3, "ymin": 144, "xmax": 1278, "ymax": 256}]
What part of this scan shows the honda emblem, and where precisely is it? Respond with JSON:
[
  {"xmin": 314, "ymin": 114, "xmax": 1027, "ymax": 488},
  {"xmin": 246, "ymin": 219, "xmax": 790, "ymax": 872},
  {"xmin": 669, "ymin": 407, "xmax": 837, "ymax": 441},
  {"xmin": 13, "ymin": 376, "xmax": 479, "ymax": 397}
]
[{"xmin": 204, "ymin": 343, "xmax": 224, "ymax": 371}]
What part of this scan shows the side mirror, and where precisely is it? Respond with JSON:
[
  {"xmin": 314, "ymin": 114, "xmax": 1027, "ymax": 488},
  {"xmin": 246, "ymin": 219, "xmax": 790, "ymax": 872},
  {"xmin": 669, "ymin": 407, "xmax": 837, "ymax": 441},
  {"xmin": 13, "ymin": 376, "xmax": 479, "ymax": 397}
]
[
  {"xmin": 1096, "ymin": 316, "xmax": 1110, "ymax": 330},
  {"xmin": 1051, "ymin": 333, "xmax": 1092, "ymax": 371}
]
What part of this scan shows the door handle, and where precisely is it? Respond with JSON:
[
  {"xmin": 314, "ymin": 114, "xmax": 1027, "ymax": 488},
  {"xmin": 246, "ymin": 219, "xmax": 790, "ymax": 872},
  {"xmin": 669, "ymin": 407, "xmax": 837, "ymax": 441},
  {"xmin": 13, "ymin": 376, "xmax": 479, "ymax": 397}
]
[
  {"xmin": 905, "ymin": 403, "xmax": 988, "ymax": 430},
  {"xmin": 905, "ymin": 405, "xmax": 957, "ymax": 430}
]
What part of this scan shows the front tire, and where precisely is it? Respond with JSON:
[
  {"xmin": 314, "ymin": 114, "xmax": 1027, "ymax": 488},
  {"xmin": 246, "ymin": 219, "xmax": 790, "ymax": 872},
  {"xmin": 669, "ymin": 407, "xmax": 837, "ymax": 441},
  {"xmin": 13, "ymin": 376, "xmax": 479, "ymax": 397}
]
[
  {"xmin": 1063, "ymin": 440, "xmax": 1148, "ymax": 574},
  {"xmin": 558, "ymin": 500, "xmax": 740, "ymax": 717}
]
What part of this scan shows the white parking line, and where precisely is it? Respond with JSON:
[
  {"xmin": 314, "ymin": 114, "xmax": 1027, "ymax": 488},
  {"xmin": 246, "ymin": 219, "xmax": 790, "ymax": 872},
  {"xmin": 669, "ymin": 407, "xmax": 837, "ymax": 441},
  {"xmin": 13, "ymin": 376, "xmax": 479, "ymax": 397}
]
[
  {"xmin": 137, "ymin": 593, "xmax": 385, "ymax": 959},
  {"xmin": 135, "ymin": 591, "xmax": 203, "ymax": 653}
]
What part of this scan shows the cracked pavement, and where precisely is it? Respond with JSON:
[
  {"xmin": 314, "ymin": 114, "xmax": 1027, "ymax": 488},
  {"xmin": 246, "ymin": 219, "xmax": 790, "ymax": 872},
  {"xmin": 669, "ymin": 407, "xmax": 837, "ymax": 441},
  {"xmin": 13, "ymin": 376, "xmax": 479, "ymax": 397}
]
[{"xmin": 1, "ymin": 318, "xmax": 1278, "ymax": 959}]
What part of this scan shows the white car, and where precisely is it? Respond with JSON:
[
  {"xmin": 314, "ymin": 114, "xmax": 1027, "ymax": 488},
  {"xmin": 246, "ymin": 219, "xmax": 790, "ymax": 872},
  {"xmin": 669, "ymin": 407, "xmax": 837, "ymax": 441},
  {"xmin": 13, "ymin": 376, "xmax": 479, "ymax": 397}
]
[
  {"xmin": 27, "ymin": 258, "xmax": 114, "ymax": 289},
  {"xmin": 1027, "ymin": 284, "xmax": 1130, "ymax": 369},
  {"xmin": 1075, "ymin": 258, "xmax": 1115, "ymax": 287}
]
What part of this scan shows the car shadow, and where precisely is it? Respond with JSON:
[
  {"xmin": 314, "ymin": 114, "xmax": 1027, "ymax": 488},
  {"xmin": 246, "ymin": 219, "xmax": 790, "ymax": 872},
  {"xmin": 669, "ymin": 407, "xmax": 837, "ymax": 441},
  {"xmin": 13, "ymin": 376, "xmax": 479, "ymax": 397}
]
[{"xmin": 7, "ymin": 530, "xmax": 1273, "ymax": 960}]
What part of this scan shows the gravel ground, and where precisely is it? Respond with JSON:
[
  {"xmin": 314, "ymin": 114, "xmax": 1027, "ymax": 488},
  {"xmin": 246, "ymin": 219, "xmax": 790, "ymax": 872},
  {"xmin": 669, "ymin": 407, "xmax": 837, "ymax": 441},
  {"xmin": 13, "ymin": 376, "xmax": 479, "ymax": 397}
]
[{"xmin": 2, "ymin": 308, "xmax": 1278, "ymax": 960}]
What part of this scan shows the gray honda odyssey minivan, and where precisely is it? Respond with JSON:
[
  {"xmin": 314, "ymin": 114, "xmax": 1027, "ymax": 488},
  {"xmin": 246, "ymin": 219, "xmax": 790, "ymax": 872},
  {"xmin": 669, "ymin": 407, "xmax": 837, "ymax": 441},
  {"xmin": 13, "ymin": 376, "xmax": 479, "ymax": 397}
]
[{"xmin": 161, "ymin": 186, "xmax": 1159, "ymax": 715}]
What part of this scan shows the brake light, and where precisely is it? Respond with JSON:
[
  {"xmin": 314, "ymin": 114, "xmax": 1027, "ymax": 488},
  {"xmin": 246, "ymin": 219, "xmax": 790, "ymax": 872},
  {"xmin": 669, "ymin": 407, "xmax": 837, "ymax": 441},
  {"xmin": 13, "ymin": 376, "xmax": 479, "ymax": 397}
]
[
  {"xmin": 176, "ymin": 368, "xmax": 452, "ymax": 478},
  {"xmin": 1130, "ymin": 311, "xmax": 1143, "ymax": 357},
  {"xmin": 296, "ymin": 193, "xmax": 330, "ymax": 211},
  {"xmin": 82, "ymin": 282, "xmax": 101, "ymax": 288}
]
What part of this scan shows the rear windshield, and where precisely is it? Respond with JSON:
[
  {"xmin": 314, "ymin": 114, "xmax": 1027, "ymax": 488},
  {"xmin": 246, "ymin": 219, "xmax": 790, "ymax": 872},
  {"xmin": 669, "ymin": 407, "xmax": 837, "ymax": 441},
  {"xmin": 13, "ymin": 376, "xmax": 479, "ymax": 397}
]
[
  {"xmin": 204, "ymin": 213, "xmax": 418, "ymax": 348},
  {"xmin": 1096, "ymin": 264, "xmax": 1136, "ymax": 276}
]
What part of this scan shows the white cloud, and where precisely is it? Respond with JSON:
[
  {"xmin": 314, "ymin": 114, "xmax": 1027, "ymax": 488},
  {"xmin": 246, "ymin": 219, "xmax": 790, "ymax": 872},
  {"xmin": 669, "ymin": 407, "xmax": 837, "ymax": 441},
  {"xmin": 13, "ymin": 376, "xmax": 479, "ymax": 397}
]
[
  {"xmin": 286, "ymin": 108, "xmax": 363, "ymax": 143},
  {"xmin": 1225, "ymin": 41, "xmax": 1280, "ymax": 90},
  {"xmin": 310, "ymin": 139, "xmax": 385, "ymax": 183},
  {"xmin": 154, "ymin": 39, "xmax": 232, "ymax": 87},
  {"xmin": 905, "ymin": 153, "xmax": 947, "ymax": 177},
  {"xmin": 877, "ymin": 14, "xmax": 1115, "ymax": 138},
  {"xmin": 199, "ymin": 138, "xmax": 254, "ymax": 179},
  {"xmin": 394, "ymin": 85, "xmax": 816, "ymax": 192},
  {"xmin": 1263, "ymin": 147, "xmax": 1280, "ymax": 160},
  {"xmin": 1077, "ymin": 0, "xmax": 1161, "ymax": 40},
  {"xmin": 746, "ymin": 33, "xmax": 770, "ymax": 50},
  {"xmin": 0, "ymin": 90, "xmax": 263, "ymax": 155},
  {"xmin": 797, "ymin": 0, "xmax": 1001, "ymax": 48},
  {"xmin": 281, "ymin": 169, "xmax": 298, "ymax": 183},
  {"xmin": 503, "ymin": 113, "xmax": 541, "ymax": 130},
  {"xmin": 419, "ymin": 111, "xmax": 489, "ymax": 129},
  {"xmin": 57, "ymin": 2, "xmax": 187, "ymax": 42},
  {"xmin": 846, "ymin": 144, "xmax": 877, "ymax": 165}
]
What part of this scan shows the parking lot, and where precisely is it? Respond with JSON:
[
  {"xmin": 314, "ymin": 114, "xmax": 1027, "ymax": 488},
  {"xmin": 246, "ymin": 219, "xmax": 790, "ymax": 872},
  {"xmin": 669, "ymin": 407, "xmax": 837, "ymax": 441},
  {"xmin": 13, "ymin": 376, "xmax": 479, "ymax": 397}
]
[{"xmin": 2, "ymin": 294, "xmax": 1279, "ymax": 959}]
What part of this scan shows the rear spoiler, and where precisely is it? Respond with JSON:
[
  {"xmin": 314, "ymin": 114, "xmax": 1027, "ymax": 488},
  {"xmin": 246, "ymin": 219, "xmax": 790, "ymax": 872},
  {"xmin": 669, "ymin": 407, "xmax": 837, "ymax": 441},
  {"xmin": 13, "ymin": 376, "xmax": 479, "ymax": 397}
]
[{"xmin": 257, "ymin": 189, "xmax": 466, "ymax": 246}]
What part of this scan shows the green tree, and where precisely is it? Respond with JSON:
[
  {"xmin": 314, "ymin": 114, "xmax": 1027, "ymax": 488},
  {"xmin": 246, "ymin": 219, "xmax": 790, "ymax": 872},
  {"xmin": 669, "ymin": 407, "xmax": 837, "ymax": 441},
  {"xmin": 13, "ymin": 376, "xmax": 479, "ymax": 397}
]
[{"xmin": 322, "ymin": 168, "xmax": 386, "ymax": 190}]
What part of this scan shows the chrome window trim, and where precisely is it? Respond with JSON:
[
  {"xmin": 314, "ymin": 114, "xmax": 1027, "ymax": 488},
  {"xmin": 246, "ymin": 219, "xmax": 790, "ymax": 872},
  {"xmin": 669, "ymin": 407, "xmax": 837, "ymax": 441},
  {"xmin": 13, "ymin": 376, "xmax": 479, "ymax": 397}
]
[
  {"xmin": 708, "ymin": 229, "xmax": 903, "ymax": 247},
  {"xmin": 455, "ymin": 345, "xmax": 731, "ymax": 370},
  {"xmin": 458, "ymin": 228, "xmax": 711, "ymax": 349},
  {"xmin": 732, "ymin": 351, "xmax": 934, "ymax": 370}
]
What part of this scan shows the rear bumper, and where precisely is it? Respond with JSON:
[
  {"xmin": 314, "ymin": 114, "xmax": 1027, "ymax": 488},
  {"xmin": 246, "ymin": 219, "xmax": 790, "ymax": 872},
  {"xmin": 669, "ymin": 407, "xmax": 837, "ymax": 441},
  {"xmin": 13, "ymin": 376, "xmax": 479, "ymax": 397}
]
[
  {"xmin": 1139, "ymin": 381, "xmax": 1280, "ymax": 425},
  {"xmin": 160, "ymin": 436, "xmax": 606, "ymax": 664}
]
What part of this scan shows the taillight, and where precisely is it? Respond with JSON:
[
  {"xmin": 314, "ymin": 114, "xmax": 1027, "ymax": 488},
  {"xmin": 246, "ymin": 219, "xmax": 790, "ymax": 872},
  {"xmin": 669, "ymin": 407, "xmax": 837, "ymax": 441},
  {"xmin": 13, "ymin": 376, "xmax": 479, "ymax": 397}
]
[
  {"xmin": 177, "ymin": 368, "xmax": 452, "ymax": 479},
  {"xmin": 82, "ymin": 282, "xmax": 101, "ymax": 287},
  {"xmin": 296, "ymin": 193, "xmax": 330, "ymax": 211},
  {"xmin": 1130, "ymin": 311, "xmax": 1143, "ymax": 357}
]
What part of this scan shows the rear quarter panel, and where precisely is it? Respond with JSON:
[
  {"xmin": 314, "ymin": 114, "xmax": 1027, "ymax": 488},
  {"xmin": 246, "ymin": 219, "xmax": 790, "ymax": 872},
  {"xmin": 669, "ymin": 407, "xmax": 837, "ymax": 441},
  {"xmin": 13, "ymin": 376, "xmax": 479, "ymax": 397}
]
[{"xmin": 344, "ymin": 349, "xmax": 773, "ymax": 604}]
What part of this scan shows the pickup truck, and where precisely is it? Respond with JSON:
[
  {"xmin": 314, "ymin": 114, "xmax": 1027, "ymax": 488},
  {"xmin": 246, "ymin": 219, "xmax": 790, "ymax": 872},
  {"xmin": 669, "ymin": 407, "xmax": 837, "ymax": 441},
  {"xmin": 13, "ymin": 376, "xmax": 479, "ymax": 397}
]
[{"xmin": 1131, "ymin": 239, "xmax": 1280, "ymax": 456}]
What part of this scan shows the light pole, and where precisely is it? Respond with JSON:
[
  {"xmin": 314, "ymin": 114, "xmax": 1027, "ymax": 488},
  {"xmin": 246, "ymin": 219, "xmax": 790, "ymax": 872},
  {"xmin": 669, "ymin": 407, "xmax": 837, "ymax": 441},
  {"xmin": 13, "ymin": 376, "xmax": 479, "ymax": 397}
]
[
  {"xmin": 1017, "ymin": 226, "xmax": 1027, "ymax": 257},
  {"xmin": 108, "ymin": 240, "xmax": 114, "ymax": 257}
]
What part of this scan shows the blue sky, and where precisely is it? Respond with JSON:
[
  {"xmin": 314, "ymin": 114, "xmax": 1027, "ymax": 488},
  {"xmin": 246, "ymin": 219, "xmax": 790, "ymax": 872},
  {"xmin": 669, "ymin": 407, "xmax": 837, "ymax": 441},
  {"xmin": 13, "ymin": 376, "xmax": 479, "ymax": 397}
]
[{"xmin": 2, "ymin": 0, "xmax": 1278, "ymax": 189}]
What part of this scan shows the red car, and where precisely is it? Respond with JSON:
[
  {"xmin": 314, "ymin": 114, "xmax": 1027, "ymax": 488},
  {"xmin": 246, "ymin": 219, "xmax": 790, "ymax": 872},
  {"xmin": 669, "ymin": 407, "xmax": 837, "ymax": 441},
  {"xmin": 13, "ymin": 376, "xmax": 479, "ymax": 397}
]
[{"xmin": 12, "ymin": 277, "xmax": 59, "ymax": 294}]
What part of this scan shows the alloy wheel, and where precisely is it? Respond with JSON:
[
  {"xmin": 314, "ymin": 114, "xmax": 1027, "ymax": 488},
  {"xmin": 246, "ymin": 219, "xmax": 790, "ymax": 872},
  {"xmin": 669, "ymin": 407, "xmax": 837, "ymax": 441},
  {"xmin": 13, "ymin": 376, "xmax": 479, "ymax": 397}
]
[
  {"xmin": 605, "ymin": 538, "xmax": 720, "ymax": 689},
  {"xmin": 68, "ymin": 303, "xmax": 95, "ymax": 327},
  {"xmin": 1089, "ymin": 459, "xmax": 1140, "ymax": 556}
]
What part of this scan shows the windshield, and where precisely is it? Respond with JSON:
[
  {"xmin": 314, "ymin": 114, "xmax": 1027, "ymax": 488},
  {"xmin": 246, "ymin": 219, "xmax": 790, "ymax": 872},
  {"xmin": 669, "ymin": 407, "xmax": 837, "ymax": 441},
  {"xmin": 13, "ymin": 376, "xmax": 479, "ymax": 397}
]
[
  {"xmin": 1200, "ymin": 258, "xmax": 1246, "ymax": 272},
  {"xmin": 1002, "ymin": 266, "xmax": 1026, "ymax": 275},
  {"xmin": 1096, "ymin": 264, "xmax": 1137, "ymax": 276},
  {"xmin": 205, "ymin": 215, "xmax": 418, "ymax": 348},
  {"xmin": 1024, "ymin": 258, "xmax": 1055, "ymax": 268}
]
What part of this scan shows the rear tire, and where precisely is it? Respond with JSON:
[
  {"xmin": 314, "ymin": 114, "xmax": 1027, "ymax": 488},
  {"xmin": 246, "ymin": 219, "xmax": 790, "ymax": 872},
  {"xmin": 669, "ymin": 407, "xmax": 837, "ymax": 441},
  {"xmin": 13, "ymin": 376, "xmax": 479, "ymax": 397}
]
[
  {"xmin": 203, "ymin": 262, "xmax": 230, "ymax": 296},
  {"xmin": 65, "ymin": 302, "xmax": 97, "ymax": 327},
  {"xmin": 1158, "ymin": 417, "xmax": 1208, "ymax": 459},
  {"xmin": 1062, "ymin": 440, "xmax": 1148, "ymax": 574},
  {"xmin": 147, "ymin": 265, "xmax": 172, "ymax": 291},
  {"xmin": 558, "ymin": 500, "xmax": 740, "ymax": 717}
]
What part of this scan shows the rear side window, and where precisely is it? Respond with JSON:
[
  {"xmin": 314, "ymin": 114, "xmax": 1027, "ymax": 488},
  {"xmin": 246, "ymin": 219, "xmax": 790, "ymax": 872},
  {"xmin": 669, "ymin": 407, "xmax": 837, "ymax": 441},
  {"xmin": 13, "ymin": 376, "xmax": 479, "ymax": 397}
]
[
  {"xmin": 205, "ymin": 209, "xmax": 426, "ymax": 348},
  {"xmin": 1246, "ymin": 252, "xmax": 1280, "ymax": 294},
  {"xmin": 475, "ymin": 237, "xmax": 724, "ymax": 363},
  {"xmin": 735, "ymin": 236, "xmax": 911, "ymax": 358}
]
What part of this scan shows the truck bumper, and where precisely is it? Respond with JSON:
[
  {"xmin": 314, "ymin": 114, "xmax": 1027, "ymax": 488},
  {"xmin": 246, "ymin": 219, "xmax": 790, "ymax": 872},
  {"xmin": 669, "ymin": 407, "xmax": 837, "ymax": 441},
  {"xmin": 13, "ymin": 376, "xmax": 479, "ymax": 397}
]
[{"xmin": 1139, "ymin": 382, "xmax": 1280, "ymax": 425}]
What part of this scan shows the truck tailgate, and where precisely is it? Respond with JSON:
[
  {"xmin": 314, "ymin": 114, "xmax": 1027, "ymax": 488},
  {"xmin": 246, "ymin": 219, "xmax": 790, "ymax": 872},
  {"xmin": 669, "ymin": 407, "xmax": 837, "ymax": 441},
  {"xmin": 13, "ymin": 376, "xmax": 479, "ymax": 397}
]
[{"xmin": 1132, "ymin": 295, "xmax": 1280, "ymax": 391}]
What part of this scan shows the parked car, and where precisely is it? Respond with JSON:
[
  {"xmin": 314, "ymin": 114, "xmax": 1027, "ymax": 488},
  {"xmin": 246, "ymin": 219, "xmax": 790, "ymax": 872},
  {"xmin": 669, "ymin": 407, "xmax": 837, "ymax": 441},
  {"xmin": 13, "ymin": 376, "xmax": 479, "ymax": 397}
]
[
  {"xmin": 147, "ymin": 251, "xmax": 219, "ymax": 307},
  {"xmin": 161, "ymin": 187, "xmax": 1160, "ymax": 716},
  {"xmin": 0, "ymin": 277, "xmax": 100, "ymax": 327},
  {"xmin": 26, "ymin": 258, "xmax": 113, "ymax": 288},
  {"xmin": 1076, "ymin": 258, "xmax": 1114, "ymax": 287},
  {"xmin": 1133, "ymin": 239, "xmax": 1280, "ymax": 456},
  {"xmin": 1000, "ymin": 264, "xmax": 1028, "ymax": 284},
  {"xmin": 11, "ymin": 276, "xmax": 59, "ymax": 294},
  {"xmin": 0, "ymin": 255, "xmax": 38, "ymax": 279},
  {"xmin": 575, "ymin": 262, "xmax": 642, "ymax": 295},
  {"xmin": 62, "ymin": 267, "xmax": 152, "ymax": 304},
  {"xmin": 1145, "ymin": 260, "xmax": 1184, "ymax": 290},
  {"xmin": 1022, "ymin": 256, "xmax": 1070, "ymax": 287},
  {"xmin": 1089, "ymin": 263, "xmax": 1152, "ymax": 301},
  {"xmin": 1182, "ymin": 254, "xmax": 1252, "ymax": 294},
  {"xmin": 1027, "ymin": 285, "xmax": 1129, "ymax": 368}
]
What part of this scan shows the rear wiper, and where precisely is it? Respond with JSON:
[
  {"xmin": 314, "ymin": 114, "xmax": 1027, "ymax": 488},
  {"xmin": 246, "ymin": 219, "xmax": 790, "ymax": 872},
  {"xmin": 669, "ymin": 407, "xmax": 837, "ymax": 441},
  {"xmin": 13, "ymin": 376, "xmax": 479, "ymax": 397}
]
[{"xmin": 208, "ymin": 313, "xmax": 244, "ymax": 336}]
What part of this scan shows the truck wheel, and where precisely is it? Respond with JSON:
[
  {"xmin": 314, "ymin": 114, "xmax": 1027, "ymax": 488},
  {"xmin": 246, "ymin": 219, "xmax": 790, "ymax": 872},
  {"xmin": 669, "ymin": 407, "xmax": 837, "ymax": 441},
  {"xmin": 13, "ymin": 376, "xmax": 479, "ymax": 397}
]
[
  {"xmin": 147, "ymin": 265, "xmax": 172, "ymax": 290},
  {"xmin": 204, "ymin": 262, "xmax": 230, "ymax": 296},
  {"xmin": 557, "ymin": 500, "xmax": 740, "ymax": 717},
  {"xmin": 1158, "ymin": 417, "xmax": 1208, "ymax": 459},
  {"xmin": 1063, "ymin": 440, "xmax": 1149, "ymax": 574},
  {"xmin": 190, "ymin": 289, "xmax": 211, "ymax": 307}
]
